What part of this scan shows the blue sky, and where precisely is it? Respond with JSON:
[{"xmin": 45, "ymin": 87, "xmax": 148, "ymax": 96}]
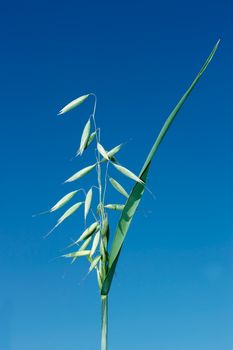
[{"xmin": 0, "ymin": 0, "xmax": 232, "ymax": 349}]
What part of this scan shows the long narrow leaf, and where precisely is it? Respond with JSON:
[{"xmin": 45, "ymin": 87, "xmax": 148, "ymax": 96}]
[{"xmin": 101, "ymin": 40, "xmax": 220, "ymax": 296}]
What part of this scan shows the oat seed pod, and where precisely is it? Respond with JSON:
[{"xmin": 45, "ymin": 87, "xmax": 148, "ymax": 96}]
[
  {"xmin": 76, "ymin": 131, "xmax": 97, "ymax": 156},
  {"xmin": 89, "ymin": 255, "xmax": 101, "ymax": 273},
  {"xmin": 50, "ymin": 190, "xmax": 78, "ymax": 212},
  {"xmin": 58, "ymin": 94, "xmax": 90, "ymax": 115},
  {"xmin": 97, "ymin": 143, "xmax": 109, "ymax": 160},
  {"xmin": 63, "ymin": 250, "xmax": 91, "ymax": 258},
  {"xmin": 112, "ymin": 163, "xmax": 144, "ymax": 184},
  {"xmin": 90, "ymin": 231, "xmax": 100, "ymax": 257},
  {"xmin": 77, "ymin": 222, "xmax": 99, "ymax": 242},
  {"xmin": 79, "ymin": 119, "xmax": 91, "ymax": 155},
  {"xmin": 84, "ymin": 188, "xmax": 93, "ymax": 220},
  {"xmin": 109, "ymin": 177, "xmax": 129, "ymax": 198},
  {"xmin": 104, "ymin": 204, "xmax": 125, "ymax": 211},
  {"xmin": 46, "ymin": 202, "xmax": 83, "ymax": 236},
  {"xmin": 107, "ymin": 144, "xmax": 122, "ymax": 159},
  {"xmin": 65, "ymin": 164, "xmax": 96, "ymax": 183}
]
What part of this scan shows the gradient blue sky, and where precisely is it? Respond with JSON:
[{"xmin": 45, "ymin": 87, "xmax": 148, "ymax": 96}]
[{"xmin": 0, "ymin": 0, "xmax": 232, "ymax": 349}]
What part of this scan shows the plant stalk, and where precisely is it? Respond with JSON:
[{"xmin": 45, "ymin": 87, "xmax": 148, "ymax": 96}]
[{"xmin": 101, "ymin": 295, "xmax": 108, "ymax": 350}]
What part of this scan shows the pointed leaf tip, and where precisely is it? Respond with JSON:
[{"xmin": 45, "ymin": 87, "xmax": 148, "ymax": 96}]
[{"xmin": 101, "ymin": 40, "xmax": 220, "ymax": 296}]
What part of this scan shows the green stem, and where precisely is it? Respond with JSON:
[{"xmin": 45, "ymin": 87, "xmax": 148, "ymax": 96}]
[
  {"xmin": 90, "ymin": 94, "xmax": 109, "ymax": 349},
  {"xmin": 101, "ymin": 295, "xmax": 108, "ymax": 350},
  {"xmin": 90, "ymin": 94, "xmax": 105, "ymax": 226}
]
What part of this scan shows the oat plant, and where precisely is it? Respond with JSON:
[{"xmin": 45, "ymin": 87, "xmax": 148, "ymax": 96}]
[{"xmin": 43, "ymin": 41, "xmax": 219, "ymax": 350}]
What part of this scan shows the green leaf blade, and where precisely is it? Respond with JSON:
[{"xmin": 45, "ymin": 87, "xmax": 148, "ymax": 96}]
[{"xmin": 101, "ymin": 40, "xmax": 220, "ymax": 296}]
